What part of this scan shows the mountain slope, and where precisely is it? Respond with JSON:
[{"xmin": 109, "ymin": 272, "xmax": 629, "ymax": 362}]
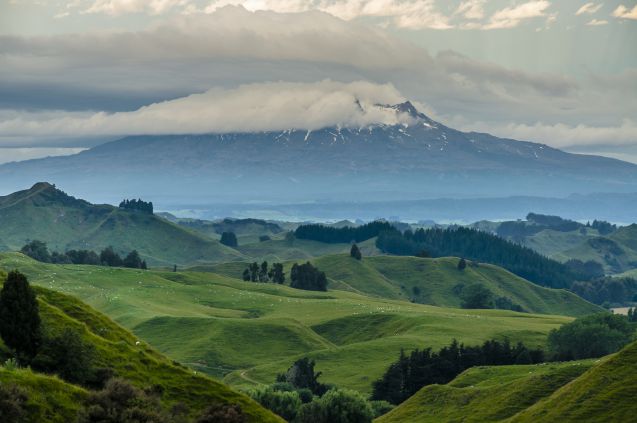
[
  {"xmin": 0, "ymin": 268, "xmax": 282, "ymax": 422},
  {"xmin": 2, "ymin": 102, "xmax": 636, "ymax": 203},
  {"xmin": 0, "ymin": 182, "xmax": 243, "ymax": 266}
]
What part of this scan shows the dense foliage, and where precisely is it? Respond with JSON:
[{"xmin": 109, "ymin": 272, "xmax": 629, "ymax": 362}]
[
  {"xmin": 278, "ymin": 357, "xmax": 328, "ymax": 396},
  {"xmin": 296, "ymin": 388, "xmax": 374, "ymax": 423},
  {"xmin": 0, "ymin": 271, "xmax": 42, "ymax": 363},
  {"xmin": 564, "ymin": 259, "xmax": 605, "ymax": 281},
  {"xmin": 0, "ymin": 382, "xmax": 28, "ymax": 423},
  {"xmin": 294, "ymin": 221, "xmax": 394, "ymax": 244},
  {"xmin": 290, "ymin": 262, "xmax": 328, "ymax": 291},
  {"xmin": 118, "ymin": 198, "xmax": 153, "ymax": 214},
  {"xmin": 371, "ymin": 338, "xmax": 544, "ymax": 404},
  {"xmin": 547, "ymin": 313, "xmax": 635, "ymax": 360},
  {"xmin": 350, "ymin": 244, "xmax": 362, "ymax": 260},
  {"xmin": 220, "ymin": 231, "xmax": 238, "ymax": 248},
  {"xmin": 571, "ymin": 277, "xmax": 637, "ymax": 306},
  {"xmin": 376, "ymin": 227, "xmax": 576, "ymax": 288}
]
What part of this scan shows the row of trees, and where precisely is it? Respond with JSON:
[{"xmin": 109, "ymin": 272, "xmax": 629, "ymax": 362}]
[
  {"xmin": 118, "ymin": 198, "xmax": 153, "ymax": 214},
  {"xmin": 242, "ymin": 262, "xmax": 285, "ymax": 283},
  {"xmin": 294, "ymin": 221, "xmax": 394, "ymax": 244},
  {"xmin": 21, "ymin": 241, "xmax": 147, "ymax": 269},
  {"xmin": 376, "ymin": 227, "xmax": 577, "ymax": 288},
  {"xmin": 371, "ymin": 338, "xmax": 544, "ymax": 404},
  {"xmin": 571, "ymin": 276, "xmax": 637, "ymax": 306}
]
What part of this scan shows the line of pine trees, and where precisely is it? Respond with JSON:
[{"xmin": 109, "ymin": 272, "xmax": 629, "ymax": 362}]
[
  {"xmin": 294, "ymin": 221, "xmax": 394, "ymax": 244},
  {"xmin": 242, "ymin": 261, "xmax": 285, "ymax": 283},
  {"xmin": 371, "ymin": 338, "xmax": 544, "ymax": 405},
  {"xmin": 118, "ymin": 198, "xmax": 153, "ymax": 214},
  {"xmin": 21, "ymin": 240, "xmax": 147, "ymax": 269}
]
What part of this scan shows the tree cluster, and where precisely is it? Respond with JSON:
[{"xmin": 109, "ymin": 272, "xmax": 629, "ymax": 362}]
[
  {"xmin": 564, "ymin": 259, "xmax": 605, "ymax": 281},
  {"xmin": 627, "ymin": 308, "xmax": 637, "ymax": 322},
  {"xmin": 371, "ymin": 338, "xmax": 544, "ymax": 405},
  {"xmin": 21, "ymin": 241, "xmax": 147, "ymax": 269},
  {"xmin": 453, "ymin": 283, "xmax": 524, "ymax": 312},
  {"xmin": 548, "ymin": 313, "xmax": 634, "ymax": 360},
  {"xmin": 290, "ymin": 262, "xmax": 327, "ymax": 291},
  {"xmin": 571, "ymin": 277, "xmax": 637, "ymax": 306},
  {"xmin": 242, "ymin": 262, "xmax": 285, "ymax": 284},
  {"xmin": 118, "ymin": 198, "xmax": 153, "ymax": 214},
  {"xmin": 294, "ymin": 221, "xmax": 394, "ymax": 244},
  {"xmin": 587, "ymin": 219, "xmax": 617, "ymax": 235},
  {"xmin": 220, "ymin": 231, "xmax": 238, "ymax": 248},
  {"xmin": 376, "ymin": 227, "xmax": 577, "ymax": 288}
]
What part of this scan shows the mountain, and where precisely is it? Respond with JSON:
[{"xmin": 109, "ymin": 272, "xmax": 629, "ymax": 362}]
[
  {"xmin": 378, "ymin": 340, "xmax": 637, "ymax": 423},
  {"xmin": 0, "ymin": 182, "xmax": 243, "ymax": 266},
  {"xmin": 0, "ymin": 268, "xmax": 281, "ymax": 422},
  {"xmin": 2, "ymin": 102, "xmax": 637, "ymax": 208}
]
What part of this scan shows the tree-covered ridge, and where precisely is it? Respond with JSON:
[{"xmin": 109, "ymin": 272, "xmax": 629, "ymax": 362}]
[
  {"xmin": 371, "ymin": 338, "xmax": 544, "ymax": 405},
  {"xmin": 376, "ymin": 227, "xmax": 577, "ymax": 288},
  {"xmin": 294, "ymin": 221, "xmax": 394, "ymax": 244},
  {"xmin": 118, "ymin": 198, "xmax": 153, "ymax": 214}
]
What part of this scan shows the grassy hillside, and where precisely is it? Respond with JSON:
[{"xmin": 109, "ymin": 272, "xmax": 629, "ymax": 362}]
[
  {"xmin": 0, "ymin": 182, "xmax": 242, "ymax": 266},
  {"xmin": 0, "ymin": 269, "xmax": 281, "ymax": 422},
  {"xmin": 511, "ymin": 340, "xmax": 637, "ymax": 422},
  {"xmin": 377, "ymin": 340, "xmax": 637, "ymax": 423},
  {"xmin": 375, "ymin": 360, "xmax": 595, "ymax": 423},
  {"xmin": 312, "ymin": 255, "xmax": 601, "ymax": 316},
  {"xmin": 1, "ymin": 253, "xmax": 575, "ymax": 395}
]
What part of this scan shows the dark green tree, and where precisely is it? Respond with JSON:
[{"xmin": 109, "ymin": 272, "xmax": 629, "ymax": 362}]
[
  {"xmin": 259, "ymin": 261, "xmax": 269, "ymax": 282},
  {"xmin": 220, "ymin": 232, "xmax": 238, "ymax": 248},
  {"xmin": 460, "ymin": 284, "xmax": 494, "ymax": 309},
  {"xmin": 242, "ymin": 269, "xmax": 251, "ymax": 282},
  {"xmin": 33, "ymin": 328, "xmax": 95, "ymax": 385},
  {"xmin": 290, "ymin": 262, "xmax": 327, "ymax": 291},
  {"xmin": 269, "ymin": 263, "xmax": 285, "ymax": 284},
  {"xmin": 99, "ymin": 247, "xmax": 123, "ymax": 267},
  {"xmin": 20, "ymin": 240, "xmax": 51, "ymax": 263},
  {"xmin": 123, "ymin": 250, "xmax": 143, "ymax": 269},
  {"xmin": 249, "ymin": 262, "xmax": 259, "ymax": 282},
  {"xmin": 0, "ymin": 383, "xmax": 28, "ymax": 423},
  {"xmin": 0, "ymin": 271, "xmax": 42, "ymax": 362},
  {"xmin": 296, "ymin": 388, "xmax": 374, "ymax": 423},
  {"xmin": 283, "ymin": 357, "xmax": 327, "ymax": 396},
  {"xmin": 457, "ymin": 258, "xmax": 467, "ymax": 270},
  {"xmin": 350, "ymin": 244, "xmax": 362, "ymax": 260}
]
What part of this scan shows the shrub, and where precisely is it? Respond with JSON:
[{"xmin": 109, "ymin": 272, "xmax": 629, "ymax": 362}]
[
  {"xmin": 548, "ymin": 313, "xmax": 634, "ymax": 360},
  {"xmin": 0, "ymin": 383, "xmax": 28, "ymax": 423},
  {"xmin": 248, "ymin": 385, "xmax": 301, "ymax": 421},
  {"xmin": 33, "ymin": 327, "xmax": 95, "ymax": 385},
  {"xmin": 460, "ymin": 284, "xmax": 494, "ymax": 309},
  {"xmin": 196, "ymin": 403, "xmax": 246, "ymax": 423},
  {"xmin": 296, "ymin": 388, "xmax": 374, "ymax": 423}
]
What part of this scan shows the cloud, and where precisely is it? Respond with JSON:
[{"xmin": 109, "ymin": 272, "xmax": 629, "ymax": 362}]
[
  {"xmin": 454, "ymin": 0, "xmax": 486, "ymax": 20},
  {"xmin": 82, "ymin": 0, "xmax": 184, "ymax": 16},
  {"xmin": 484, "ymin": 0, "xmax": 551, "ymax": 29},
  {"xmin": 612, "ymin": 4, "xmax": 637, "ymax": 19},
  {"xmin": 460, "ymin": 119, "xmax": 637, "ymax": 149},
  {"xmin": 586, "ymin": 18, "xmax": 608, "ymax": 25},
  {"xmin": 575, "ymin": 2, "xmax": 603, "ymax": 16},
  {"xmin": 0, "ymin": 80, "xmax": 417, "ymax": 137}
]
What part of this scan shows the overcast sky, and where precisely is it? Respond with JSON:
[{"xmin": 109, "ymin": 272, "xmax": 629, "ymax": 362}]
[{"xmin": 1, "ymin": 0, "xmax": 636, "ymax": 161}]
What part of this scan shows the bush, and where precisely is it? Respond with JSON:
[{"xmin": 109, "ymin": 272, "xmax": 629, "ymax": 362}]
[
  {"xmin": 248, "ymin": 385, "xmax": 301, "ymax": 421},
  {"xmin": 0, "ymin": 383, "xmax": 28, "ymax": 423},
  {"xmin": 78, "ymin": 378, "xmax": 168, "ymax": 423},
  {"xmin": 460, "ymin": 284, "xmax": 494, "ymax": 309},
  {"xmin": 196, "ymin": 403, "xmax": 246, "ymax": 423},
  {"xmin": 296, "ymin": 388, "xmax": 374, "ymax": 423},
  {"xmin": 33, "ymin": 327, "xmax": 95, "ymax": 385},
  {"xmin": 20, "ymin": 240, "xmax": 51, "ymax": 263},
  {"xmin": 220, "ymin": 232, "xmax": 238, "ymax": 248},
  {"xmin": 548, "ymin": 313, "xmax": 635, "ymax": 360},
  {"xmin": 370, "ymin": 400, "xmax": 394, "ymax": 418}
]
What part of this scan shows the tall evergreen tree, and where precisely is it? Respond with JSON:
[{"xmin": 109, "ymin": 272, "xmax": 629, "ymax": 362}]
[
  {"xmin": 259, "ymin": 261, "xmax": 269, "ymax": 282},
  {"xmin": 270, "ymin": 263, "xmax": 285, "ymax": 284},
  {"xmin": 350, "ymin": 244, "xmax": 362, "ymax": 260},
  {"xmin": 0, "ymin": 271, "xmax": 42, "ymax": 362}
]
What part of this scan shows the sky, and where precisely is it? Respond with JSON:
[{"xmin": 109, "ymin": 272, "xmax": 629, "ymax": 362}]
[{"xmin": 1, "ymin": 0, "xmax": 636, "ymax": 162}]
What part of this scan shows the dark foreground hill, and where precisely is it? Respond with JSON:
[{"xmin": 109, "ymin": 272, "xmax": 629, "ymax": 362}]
[
  {"xmin": 0, "ymin": 269, "xmax": 281, "ymax": 422},
  {"xmin": 0, "ymin": 182, "xmax": 243, "ymax": 266}
]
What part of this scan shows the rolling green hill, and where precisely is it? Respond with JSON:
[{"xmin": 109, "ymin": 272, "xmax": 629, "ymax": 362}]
[
  {"xmin": 378, "ymin": 340, "xmax": 637, "ymax": 423},
  {"xmin": 1, "ymin": 252, "xmax": 577, "ymax": 395},
  {"xmin": 313, "ymin": 255, "xmax": 601, "ymax": 316},
  {"xmin": 0, "ymin": 269, "xmax": 281, "ymax": 422},
  {"xmin": 0, "ymin": 183, "xmax": 243, "ymax": 266}
]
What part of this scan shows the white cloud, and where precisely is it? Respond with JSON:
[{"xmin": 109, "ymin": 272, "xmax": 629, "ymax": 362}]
[
  {"xmin": 82, "ymin": 0, "xmax": 185, "ymax": 15},
  {"xmin": 576, "ymin": 2, "xmax": 603, "ymax": 16},
  {"xmin": 462, "ymin": 118, "xmax": 637, "ymax": 149},
  {"xmin": 454, "ymin": 0, "xmax": 486, "ymax": 20},
  {"xmin": 586, "ymin": 18, "xmax": 608, "ymax": 25},
  {"xmin": 484, "ymin": 0, "xmax": 551, "ymax": 29},
  {"xmin": 0, "ymin": 80, "xmax": 417, "ymax": 137},
  {"xmin": 612, "ymin": 4, "xmax": 637, "ymax": 19}
]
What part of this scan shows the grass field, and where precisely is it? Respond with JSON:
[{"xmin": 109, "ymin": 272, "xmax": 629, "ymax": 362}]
[
  {"xmin": 378, "ymin": 340, "xmax": 637, "ymax": 422},
  {"xmin": 0, "ymin": 269, "xmax": 281, "ymax": 422},
  {"xmin": 0, "ymin": 252, "xmax": 579, "ymax": 395}
]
